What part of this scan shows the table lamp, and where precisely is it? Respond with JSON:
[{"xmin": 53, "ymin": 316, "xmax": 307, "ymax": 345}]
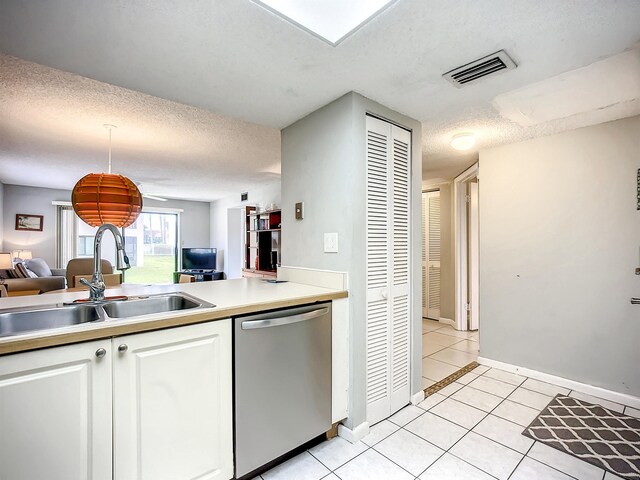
[
  {"xmin": 0, "ymin": 252, "xmax": 13, "ymax": 270},
  {"xmin": 12, "ymin": 250, "xmax": 32, "ymax": 261}
]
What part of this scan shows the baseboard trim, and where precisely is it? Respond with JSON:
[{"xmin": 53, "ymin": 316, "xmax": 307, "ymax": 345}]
[
  {"xmin": 411, "ymin": 390, "xmax": 425, "ymax": 405},
  {"xmin": 338, "ymin": 421, "xmax": 370, "ymax": 443},
  {"xmin": 438, "ymin": 317, "xmax": 455, "ymax": 327},
  {"xmin": 478, "ymin": 356, "xmax": 640, "ymax": 410}
]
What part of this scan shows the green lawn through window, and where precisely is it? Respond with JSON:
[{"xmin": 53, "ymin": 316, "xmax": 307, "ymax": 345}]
[{"xmin": 124, "ymin": 255, "xmax": 176, "ymax": 285}]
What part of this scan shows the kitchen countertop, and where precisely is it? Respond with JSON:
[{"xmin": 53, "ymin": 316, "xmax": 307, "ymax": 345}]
[{"xmin": 0, "ymin": 278, "xmax": 348, "ymax": 356}]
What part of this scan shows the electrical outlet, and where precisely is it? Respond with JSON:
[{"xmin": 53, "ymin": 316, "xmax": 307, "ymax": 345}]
[{"xmin": 324, "ymin": 233, "xmax": 338, "ymax": 253}]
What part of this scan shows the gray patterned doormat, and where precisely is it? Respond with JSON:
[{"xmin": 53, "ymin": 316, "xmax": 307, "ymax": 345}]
[{"xmin": 523, "ymin": 395, "xmax": 640, "ymax": 479}]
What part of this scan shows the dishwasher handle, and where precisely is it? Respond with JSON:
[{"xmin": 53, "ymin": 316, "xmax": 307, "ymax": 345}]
[{"xmin": 241, "ymin": 307, "xmax": 329, "ymax": 330}]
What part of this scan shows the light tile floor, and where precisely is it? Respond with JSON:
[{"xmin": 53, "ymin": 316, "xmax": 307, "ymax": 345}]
[
  {"xmin": 256, "ymin": 365, "xmax": 635, "ymax": 479},
  {"xmin": 422, "ymin": 319, "xmax": 479, "ymax": 389}
]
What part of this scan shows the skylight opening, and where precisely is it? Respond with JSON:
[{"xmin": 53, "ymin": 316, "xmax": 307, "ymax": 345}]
[{"xmin": 253, "ymin": 0, "xmax": 397, "ymax": 46}]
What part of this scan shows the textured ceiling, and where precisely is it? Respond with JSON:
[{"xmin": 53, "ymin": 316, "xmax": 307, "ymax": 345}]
[
  {"xmin": 0, "ymin": 0, "xmax": 639, "ymax": 188},
  {"xmin": 0, "ymin": 54, "xmax": 281, "ymax": 202}
]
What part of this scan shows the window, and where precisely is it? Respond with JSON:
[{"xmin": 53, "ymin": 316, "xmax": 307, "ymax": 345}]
[
  {"xmin": 122, "ymin": 212, "xmax": 178, "ymax": 284},
  {"xmin": 77, "ymin": 236, "xmax": 94, "ymax": 257},
  {"xmin": 56, "ymin": 205, "xmax": 180, "ymax": 284}
]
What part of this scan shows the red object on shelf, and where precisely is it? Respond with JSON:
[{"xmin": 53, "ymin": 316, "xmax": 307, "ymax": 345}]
[{"xmin": 72, "ymin": 173, "xmax": 143, "ymax": 228}]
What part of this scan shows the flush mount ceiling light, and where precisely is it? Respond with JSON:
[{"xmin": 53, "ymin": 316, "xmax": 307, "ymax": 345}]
[
  {"xmin": 72, "ymin": 125, "xmax": 143, "ymax": 228},
  {"xmin": 450, "ymin": 133, "xmax": 476, "ymax": 151},
  {"xmin": 252, "ymin": 0, "xmax": 397, "ymax": 45}
]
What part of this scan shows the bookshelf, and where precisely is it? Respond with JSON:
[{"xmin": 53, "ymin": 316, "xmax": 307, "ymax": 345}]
[{"xmin": 243, "ymin": 207, "xmax": 281, "ymax": 278}]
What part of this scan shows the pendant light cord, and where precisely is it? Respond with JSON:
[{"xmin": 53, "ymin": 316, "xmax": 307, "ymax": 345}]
[{"xmin": 108, "ymin": 127, "xmax": 112, "ymax": 174}]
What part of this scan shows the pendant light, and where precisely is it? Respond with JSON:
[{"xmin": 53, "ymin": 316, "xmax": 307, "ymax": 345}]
[{"xmin": 72, "ymin": 125, "xmax": 143, "ymax": 228}]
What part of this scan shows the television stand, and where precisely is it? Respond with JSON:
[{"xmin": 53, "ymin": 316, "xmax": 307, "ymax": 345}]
[{"xmin": 174, "ymin": 270, "xmax": 223, "ymax": 283}]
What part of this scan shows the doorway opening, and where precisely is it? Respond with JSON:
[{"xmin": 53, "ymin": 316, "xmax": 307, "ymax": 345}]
[{"xmin": 421, "ymin": 166, "xmax": 480, "ymax": 390}]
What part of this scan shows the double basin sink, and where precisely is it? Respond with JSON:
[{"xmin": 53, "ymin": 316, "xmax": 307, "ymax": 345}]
[{"xmin": 0, "ymin": 293, "xmax": 215, "ymax": 337}]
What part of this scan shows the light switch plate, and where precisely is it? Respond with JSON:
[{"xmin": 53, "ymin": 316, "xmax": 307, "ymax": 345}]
[
  {"xmin": 295, "ymin": 202, "xmax": 304, "ymax": 220},
  {"xmin": 324, "ymin": 232, "xmax": 338, "ymax": 253}
]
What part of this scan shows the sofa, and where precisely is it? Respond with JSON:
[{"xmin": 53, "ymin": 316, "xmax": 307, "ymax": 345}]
[{"xmin": 0, "ymin": 258, "xmax": 67, "ymax": 295}]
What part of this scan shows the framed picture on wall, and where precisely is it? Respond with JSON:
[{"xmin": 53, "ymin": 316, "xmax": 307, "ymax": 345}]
[{"xmin": 15, "ymin": 214, "xmax": 44, "ymax": 231}]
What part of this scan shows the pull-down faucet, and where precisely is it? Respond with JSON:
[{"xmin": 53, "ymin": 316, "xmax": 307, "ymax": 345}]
[{"xmin": 80, "ymin": 223, "xmax": 130, "ymax": 302}]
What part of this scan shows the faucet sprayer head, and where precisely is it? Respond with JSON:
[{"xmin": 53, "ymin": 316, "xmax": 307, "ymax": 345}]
[{"xmin": 117, "ymin": 250, "xmax": 131, "ymax": 271}]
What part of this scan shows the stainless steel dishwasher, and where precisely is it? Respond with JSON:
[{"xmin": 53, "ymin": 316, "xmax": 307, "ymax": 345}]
[{"xmin": 234, "ymin": 302, "xmax": 332, "ymax": 478}]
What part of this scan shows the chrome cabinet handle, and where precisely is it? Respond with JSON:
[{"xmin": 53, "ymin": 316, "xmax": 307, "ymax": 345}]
[
  {"xmin": 95, "ymin": 348, "xmax": 107, "ymax": 358},
  {"xmin": 632, "ymin": 298, "xmax": 640, "ymax": 305},
  {"xmin": 118, "ymin": 344, "xmax": 128, "ymax": 353},
  {"xmin": 241, "ymin": 307, "xmax": 329, "ymax": 330}
]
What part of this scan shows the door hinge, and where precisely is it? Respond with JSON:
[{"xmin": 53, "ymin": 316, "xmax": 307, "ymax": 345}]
[
  {"xmin": 465, "ymin": 195, "xmax": 471, "ymax": 203},
  {"xmin": 465, "ymin": 303, "xmax": 471, "ymax": 311}
]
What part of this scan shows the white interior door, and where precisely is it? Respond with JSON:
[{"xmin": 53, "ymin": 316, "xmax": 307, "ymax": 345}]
[
  {"xmin": 365, "ymin": 115, "xmax": 411, "ymax": 425},
  {"xmin": 421, "ymin": 194, "xmax": 428, "ymax": 317},
  {"xmin": 469, "ymin": 181, "xmax": 480, "ymax": 331},
  {"xmin": 365, "ymin": 116, "xmax": 392, "ymax": 424},
  {"xmin": 390, "ymin": 127, "xmax": 411, "ymax": 414},
  {"xmin": 425, "ymin": 191, "xmax": 441, "ymax": 319}
]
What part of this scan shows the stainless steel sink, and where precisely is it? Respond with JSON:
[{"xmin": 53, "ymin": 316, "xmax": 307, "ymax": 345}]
[
  {"xmin": 0, "ymin": 293, "xmax": 214, "ymax": 338},
  {"xmin": 101, "ymin": 293, "xmax": 210, "ymax": 319},
  {"xmin": 0, "ymin": 305, "xmax": 102, "ymax": 336}
]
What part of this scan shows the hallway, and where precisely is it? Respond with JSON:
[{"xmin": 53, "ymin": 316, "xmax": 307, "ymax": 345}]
[{"xmin": 422, "ymin": 319, "xmax": 478, "ymax": 388}]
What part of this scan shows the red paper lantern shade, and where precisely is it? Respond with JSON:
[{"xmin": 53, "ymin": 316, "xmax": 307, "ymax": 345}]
[{"xmin": 72, "ymin": 173, "xmax": 143, "ymax": 228}]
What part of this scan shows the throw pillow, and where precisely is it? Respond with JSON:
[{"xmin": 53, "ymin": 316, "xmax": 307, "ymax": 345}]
[
  {"xmin": 14, "ymin": 262, "xmax": 30, "ymax": 279},
  {"xmin": 25, "ymin": 258, "xmax": 52, "ymax": 277},
  {"xmin": 25, "ymin": 268, "xmax": 39, "ymax": 279}
]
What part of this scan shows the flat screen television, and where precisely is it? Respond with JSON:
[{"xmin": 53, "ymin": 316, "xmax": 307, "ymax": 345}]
[{"xmin": 182, "ymin": 248, "xmax": 217, "ymax": 271}]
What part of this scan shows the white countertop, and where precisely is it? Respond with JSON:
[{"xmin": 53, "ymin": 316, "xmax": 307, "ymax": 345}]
[{"xmin": 0, "ymin": 278, "xmax": 348, "ymax": 355}]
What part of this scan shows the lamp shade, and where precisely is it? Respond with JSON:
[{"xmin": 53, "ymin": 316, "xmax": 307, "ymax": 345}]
[
  {"xmin": 72, "ymin": 173, "xmax": 143, "ymax": 228},
  {"xmin": 0, "ymin": 253, "xmax": 13, "ymax": 270}
]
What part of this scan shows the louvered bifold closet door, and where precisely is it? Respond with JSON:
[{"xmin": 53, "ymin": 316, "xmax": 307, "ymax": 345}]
[
  {"xmin": 389, "ymin": 126, "xmax": 411, "ymax": 414},
  {"xmin": 426, "ymin": 192, "xmax": 441, "ymax": 319},
  {"xmin": 365, "ymin": 115, "xmax": 411, "ymax": 425},
  {"xmin": 365, "ymin": 116, "xmax": 391, "ymax": 425},
  {"xmin": 422, "ymin": 194, "xmax": 428, "ymax": 317}
]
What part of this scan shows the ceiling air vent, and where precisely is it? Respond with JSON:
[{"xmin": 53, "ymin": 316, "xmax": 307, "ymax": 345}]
[{"xmin": 443, "ymin": 50, "xmax": 517, "ymax": 88}]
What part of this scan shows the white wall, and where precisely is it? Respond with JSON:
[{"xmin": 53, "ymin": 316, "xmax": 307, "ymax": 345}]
[
  {"xmin": 1, "ymin": 184, "xmax": 211, "ymax": 268},
  {"xmin": 209, "ymin": 181, "xmax": 280, "ymax": 275},
  {"xmin": 2, "ymin": 184, "xmax": 68, "ymax": 266},
  {"xmin": 281, "ymin": 92, "xmax": 423, "ymax": 429},
  {"xmin": 479, "ymin": 115, "xmax": 640, "ymax": 397}
]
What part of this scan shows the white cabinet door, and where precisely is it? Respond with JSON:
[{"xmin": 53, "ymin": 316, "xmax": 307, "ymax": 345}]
[
  {"xmin": 113, "ymin": 320, "xmax": 233, "ymax": 480},
  {"xmin": 0, "ymin": 340, "xmax": 112, "ymax": 480}
]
